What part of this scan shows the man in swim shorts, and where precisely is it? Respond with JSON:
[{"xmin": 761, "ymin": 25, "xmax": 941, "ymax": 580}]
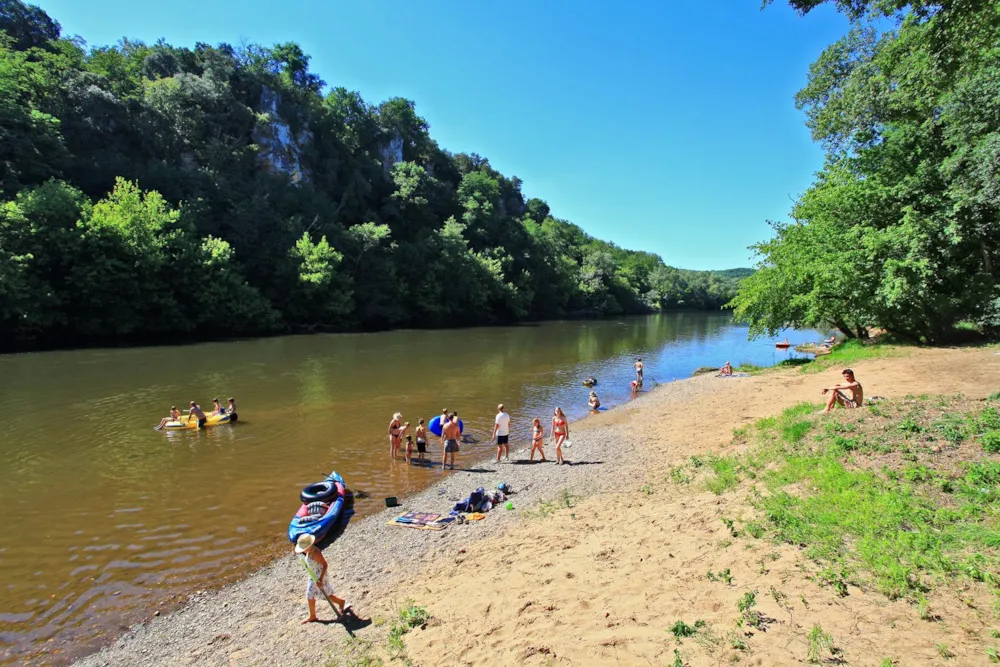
[
  {"xmin": 634, "ymin": 358, "xmax": 643, "ymax": 383},
  {"xmin": 493, "ymin": 403, "xmax": 511, "ymax": 462},
  {"xmin": 820, "ymin": 369, "xmax": 863, "ymax": 412},
  {"xmin": 187, "ymin": 401, "xmax": 207, "ymax": 429},
  {"xmin": 442, "ymin": 413, "xmax": 461, "ymax": 470}
]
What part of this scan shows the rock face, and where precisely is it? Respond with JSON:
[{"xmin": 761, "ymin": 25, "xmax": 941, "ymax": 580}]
[
  {"xmin": 379, "ymin": 131, "xmax": 404, "ymax": 175},
  {"xmin": 254, "ymin": 86, "xmax": 311, "ymax": 184}
]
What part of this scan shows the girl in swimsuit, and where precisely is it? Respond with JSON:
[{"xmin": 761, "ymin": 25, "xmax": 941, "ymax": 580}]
[
  {"xmin": 388, "ymin": 413, "xmax": 408, "ymax": 459},
  {"xmin": 552, "ymin": 407, "xmax": 568, "ymax": 465},
  {"xmin": 530, "ymin": 417, "xmax": 546, "ymax": 462}
]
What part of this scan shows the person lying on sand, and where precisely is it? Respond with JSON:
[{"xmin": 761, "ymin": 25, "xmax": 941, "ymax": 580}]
[
  {"xmin": 718, "ymin": 361, "xmax": 733, "ymax": 377},
  {"xmin": 295, "ymin": 534, "xmax": 350, "ymax": 623},
  {"xmin": 820, "ymin": 369, "xmax": 863, "ymax": 412}
]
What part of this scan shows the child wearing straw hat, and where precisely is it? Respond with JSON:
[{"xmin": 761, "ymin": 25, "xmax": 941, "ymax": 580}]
[{"xmin": 295, "ymin": 534, "xmax": 350, "ymax": 623}]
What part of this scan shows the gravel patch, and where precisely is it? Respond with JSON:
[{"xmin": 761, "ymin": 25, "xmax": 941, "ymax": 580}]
[{"xmin": 74, "ymin": 374, "xmax": 726, "ymax": 667}]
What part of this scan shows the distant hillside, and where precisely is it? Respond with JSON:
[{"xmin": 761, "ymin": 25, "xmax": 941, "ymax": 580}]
[
  {"xmin": 713, "ymin": 268, "xmax": 755, "ymax": 279},
  {"xmin": 0, "ymin": 0, "xmax": 745, "ymax": 348}
]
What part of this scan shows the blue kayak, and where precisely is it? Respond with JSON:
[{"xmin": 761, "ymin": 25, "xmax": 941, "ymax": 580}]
[
  {"xmin": 429, "ymin": 415, "xmax": 464, "ymax": 437},
  {"xmin": 288, "ymin": 471, "xmax": 352, "ymax": 545}
]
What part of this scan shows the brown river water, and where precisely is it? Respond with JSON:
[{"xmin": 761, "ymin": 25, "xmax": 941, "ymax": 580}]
[{"xmin": 0, "ymin": 313, "xmax": 819, "ymax": 664}]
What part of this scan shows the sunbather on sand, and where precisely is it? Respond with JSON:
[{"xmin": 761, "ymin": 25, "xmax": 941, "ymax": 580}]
[
  {"xmin": 718, "ymin": 361, "xmax": 733, "ymax": 377},
  {"xmin": 820, "ymin": 369, "xmax": 863, "ymax": 412}
]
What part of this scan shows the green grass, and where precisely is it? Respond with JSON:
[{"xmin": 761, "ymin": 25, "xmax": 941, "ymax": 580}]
[
  {"xmin": 799, "ymin": 339, "xmax": 899, "ymax": 374},
  {"xmin": 700, "ymin": 397, "xmax": 1000, "ymax": 602}
]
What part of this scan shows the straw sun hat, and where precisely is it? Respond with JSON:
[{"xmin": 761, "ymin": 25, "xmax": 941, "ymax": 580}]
[{"xmin": 294, "ymin": 533, "xmax": 316, "ymax": 554}]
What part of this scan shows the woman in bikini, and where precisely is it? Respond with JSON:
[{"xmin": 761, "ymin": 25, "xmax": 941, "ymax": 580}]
[
  {"xmin": 388, "ymin": 413, "xmax": 409, "ymax": 459},
  {"xmin": 530, "ymin": 417, "xmax": 546, "ymax": 462},
  {"xmin": 551, "ymin": 407, "xmax": 569, "ymax": 465}
]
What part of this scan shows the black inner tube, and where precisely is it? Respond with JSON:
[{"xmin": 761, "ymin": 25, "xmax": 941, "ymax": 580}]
[{"xmin": 301, "ymin": 481, "xmax": 337, "ymax": 503}]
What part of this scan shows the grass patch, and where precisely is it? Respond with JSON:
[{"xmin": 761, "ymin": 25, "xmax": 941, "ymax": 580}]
[
  {"xmin": 531, "ymin": 488, "xmax": 578, "ymax": 518},
  {"xmin": 707, "ymin": 396, "xmax": 1000, "ymax": 603},
  {"xmin": 669, "ymin": 619, "xmax": 705, "ymax": 639},
  {"xmin": 798, "ymin": 339, "xmax": 899, "ymax": 374}
]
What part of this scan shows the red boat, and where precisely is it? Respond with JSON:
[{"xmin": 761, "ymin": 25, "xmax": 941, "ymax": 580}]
[{"xmin": 775, "ymin": 339, "xmax": 791, "ymax": 349}]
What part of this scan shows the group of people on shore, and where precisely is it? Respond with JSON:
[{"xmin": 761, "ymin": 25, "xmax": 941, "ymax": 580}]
[
  {"xmin": 386, "ymin": 404, "xmax": 573, "ymax": 469},
  {"xmin": 383, "ymin": 357, "xmax": 651, "ymax": 470},
  {"xmin": 156, "ymin": 397, "xmax": 238, "ymax": 430}
]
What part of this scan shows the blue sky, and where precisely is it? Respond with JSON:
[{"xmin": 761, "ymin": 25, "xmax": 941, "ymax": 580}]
[{"xmin": 32, "ymin": 0, "xmax": 848, "ymax": 270}]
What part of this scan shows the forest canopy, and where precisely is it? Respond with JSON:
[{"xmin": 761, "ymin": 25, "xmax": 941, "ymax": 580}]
[
  {"xmin": 0, "ymin": 0, "xmax": 747, "ymax": 348},
  {"xmin": 731, "ymin": 0, "xmax": 1000, "ymax": 342}
]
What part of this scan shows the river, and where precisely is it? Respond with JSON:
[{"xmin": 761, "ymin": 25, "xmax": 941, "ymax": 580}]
[{"xmin": 0, "ymin": 313, "xmax": 819, "ymax": 664}]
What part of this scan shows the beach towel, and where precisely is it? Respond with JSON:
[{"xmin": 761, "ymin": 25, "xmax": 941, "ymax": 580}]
[{"xmin": 388, "ymin": 512, "xmax": 455, "ymax": 531}]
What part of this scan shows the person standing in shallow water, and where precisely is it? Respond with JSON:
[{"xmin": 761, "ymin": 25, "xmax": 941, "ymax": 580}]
[
  {"xmin": 388, "ymin": 413, "xmax": 408, "ymax": 458},
  {"xmin": 414, "ymin": 418, "xmax": 428, "ymax": 462},
  {"xmin": 493, "ymin": 403, "xmax": 511, "ymax": 463},
  {"xmin": 634, "ymin": 358, "xmax": 644, "ymax": 384},
  {"xmin": 442, "ymin": 414, "xmax": 461, "ymax": 470},
  {"xmin": 186, "ymin": 401, "xmax": 207, "ymax": 429}
]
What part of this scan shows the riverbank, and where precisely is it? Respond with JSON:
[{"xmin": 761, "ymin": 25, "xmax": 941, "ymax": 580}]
[{"xmin": 73, "ymin": 345, "xmax": 999, "ymax": 666}]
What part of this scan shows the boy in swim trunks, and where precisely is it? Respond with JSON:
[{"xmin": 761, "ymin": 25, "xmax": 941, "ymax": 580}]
[
  {"xmin": 442, "ymin": 414, "xmax": 461, "ymax": 470},
  {"xmin": 493, "ymin": 403, "xmax": 510, "ymax": 462},
  {"xmin": 820, "ymin": 369, "xmax": 863, "ymax": 412},
  {"xmin": 186, "ymin": 401, "xmax": 207, "ymax": 429},
  {"xmin": 414, "ymin": 419, "xmax": 428, "ymax": 462}
]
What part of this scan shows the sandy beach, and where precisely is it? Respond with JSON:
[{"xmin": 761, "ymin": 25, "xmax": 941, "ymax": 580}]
[{"xmin": 74, "ymin": 345, "xmax": 1000, "ymax": 667}]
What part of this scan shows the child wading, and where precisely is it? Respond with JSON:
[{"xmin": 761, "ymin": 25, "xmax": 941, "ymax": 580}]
[{"xmin": 295, "ymin": 534, "xmax": 351, "ymax": 623}]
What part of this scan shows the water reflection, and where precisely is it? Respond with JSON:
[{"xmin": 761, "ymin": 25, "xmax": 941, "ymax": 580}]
[{"xmin": 0, "ymin": 313, "xmax": 820, "ymax": 665}]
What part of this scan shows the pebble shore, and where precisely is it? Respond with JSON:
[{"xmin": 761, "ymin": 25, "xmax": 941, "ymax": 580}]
[{"xmin": 75, "ymin": 374, "xmax": 724, "ymax": 667}]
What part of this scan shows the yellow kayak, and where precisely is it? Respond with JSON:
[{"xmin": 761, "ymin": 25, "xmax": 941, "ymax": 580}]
[{"xmin": 160, "ymin": 413, "xmax": 231, "ymax": 430}]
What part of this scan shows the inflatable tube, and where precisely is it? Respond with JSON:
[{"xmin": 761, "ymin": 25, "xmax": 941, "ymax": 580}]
[
  {"xmin": 288, "ymin": 472, "xmax": 353, "ymax": 545},
  {"xmin": 160, "ymin": 413, "xmax": 230, "ymax": 430},
  {"xmin": 428, "ymin": 415, "xmax": 465, "ymax": 437},
  {"xmin": 301, "ymin": 480, "xmax": 338, "ymax": 503}
]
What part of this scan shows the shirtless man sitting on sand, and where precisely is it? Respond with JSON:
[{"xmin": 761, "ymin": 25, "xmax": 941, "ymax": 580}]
[{"xmin": 820, "ymin": 369, "xmax": 863, "ymax": 413}]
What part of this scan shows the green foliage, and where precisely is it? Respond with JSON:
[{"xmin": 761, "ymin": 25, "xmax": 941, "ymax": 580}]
[
  {"xmin": 742, "ymin": 1, "xmax": 1000, "ymax": 343},
  {"xmin": 721, "ymin": 398, "xmax": 1000, "ymax": 604},
  {"xmin": 706, "ymin": 568, "xmax": 733, "ymax": 585},
  {"xmin": 806, "ymin": 625, "xmax": 834, "ymax": 664},
  {"xmin": 0, "ymin": 0, "xmax": 751, "ymax": 348},
  {"xmin": 669, "ymin": 619, "xmax": 704, "ymax": 639}
]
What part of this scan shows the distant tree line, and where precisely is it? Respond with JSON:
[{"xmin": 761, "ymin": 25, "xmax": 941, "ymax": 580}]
[
  {"xmin": 0, "ymin": 0, "xmax": 748, "ymax": 349},
  {"xmin": 732, "ymin": 0, "xmax": 999, "ymax": 343}
]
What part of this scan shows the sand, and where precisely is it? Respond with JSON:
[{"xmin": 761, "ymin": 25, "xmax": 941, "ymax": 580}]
[{"xmin": 74, "ymin": 345, "xmax": 1000, "ymax": 667}]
